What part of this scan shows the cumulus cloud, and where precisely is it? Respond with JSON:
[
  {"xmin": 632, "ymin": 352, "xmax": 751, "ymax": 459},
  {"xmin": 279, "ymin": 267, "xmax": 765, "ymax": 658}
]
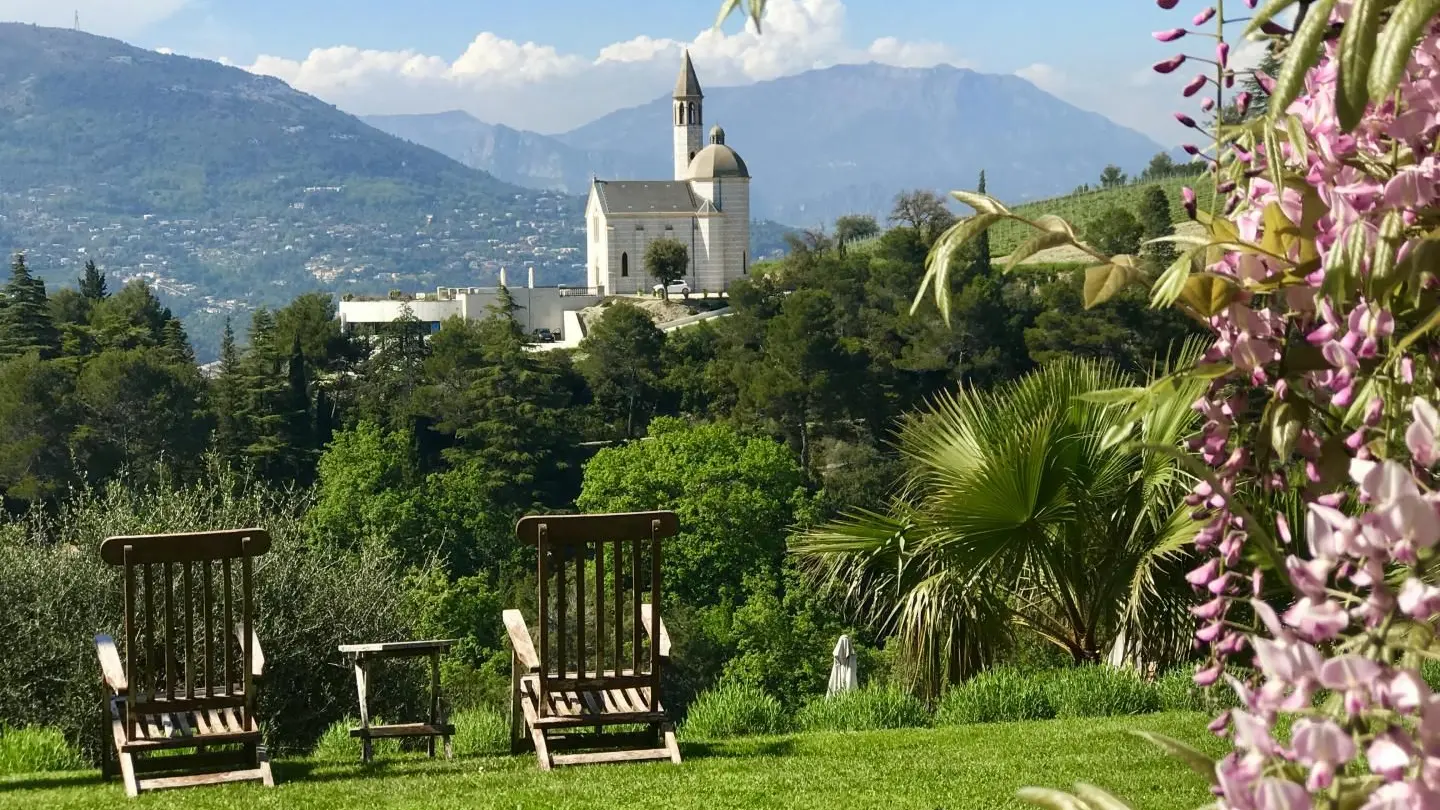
[
  {"xmin": 0, "ymin": 0, "xmax": 189, "ymax": 37},
  {"xmin": 244, "ymin": 0, "xmax": 965, "ymax": 133}
]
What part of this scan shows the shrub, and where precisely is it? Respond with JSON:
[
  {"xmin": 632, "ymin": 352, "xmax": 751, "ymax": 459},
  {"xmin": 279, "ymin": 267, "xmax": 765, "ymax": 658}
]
[
  {"xmin": 1155, "ymin": 666, "xmax": 1242, "ymax": 713},
  {"xmin": 936, "ymin": 667, "xmax": 1057, "ymax": 725},
  {"xmin": 680, "ymin": 683, "xmax": 787, "ymax": 739},
  {"xmin": 795, "ymin": 687, "xmax": 930, "ymax": 733},
  {"xmin": 0, "ymin": 469, "xmax": 433, "ymax": 763},
  {"xmin": 1044, "ymin": 666, "xmax": 1159, "ymax": 718},
  {"xmin": 0, "ymin": 726, "xmax": 85, "ymax": 775},
  {"xmin": 451, "ymin": 707, "xmax": 509, "ymax": 757}
]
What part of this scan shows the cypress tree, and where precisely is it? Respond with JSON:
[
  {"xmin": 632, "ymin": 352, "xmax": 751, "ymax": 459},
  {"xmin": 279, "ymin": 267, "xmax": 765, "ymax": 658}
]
[
  {"xmin": 1138, "ymin": 186, "xmax": 1177, "ymax": 267},
  {"xmin": 160, "ymin": 318, "xmax": 196, "ymax": 365},
  {"xmin": 79, "ymin": 259, "xmax": 108, "ymax": 301},
  {"xmin": 211, "ymin": 318, "xmax": 245, "ymax": 465},
  {"xmin": 0, "ymin": 253, "xmax": 60, "ymax": 360},
  {"xmin": 969, "ymin": 171, "xmax": 992, "ymax": 279},
  {"xmin": 238, "ymin": 309, "xmax": 292, "ymax": 479}
]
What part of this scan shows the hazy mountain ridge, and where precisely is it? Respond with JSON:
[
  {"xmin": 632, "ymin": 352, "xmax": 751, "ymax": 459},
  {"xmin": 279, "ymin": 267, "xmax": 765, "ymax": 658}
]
[{"xmin": 367, "ymin": 63, "xmax": 1169, "ymax": 226}]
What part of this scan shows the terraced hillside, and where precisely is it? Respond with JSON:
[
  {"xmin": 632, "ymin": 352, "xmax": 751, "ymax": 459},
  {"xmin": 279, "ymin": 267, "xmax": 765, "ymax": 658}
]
[{"xmin": 989, "ymin": 176, "xmax": 1218, "ymax": 256}]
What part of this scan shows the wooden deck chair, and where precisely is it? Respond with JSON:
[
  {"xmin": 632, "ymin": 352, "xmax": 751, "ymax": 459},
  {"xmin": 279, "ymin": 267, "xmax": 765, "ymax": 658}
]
[
  {"xmin": 93, "ymin": 529, "xmax": 276, "ymax": 797},
  {"xmin": 503, "ymin": 511, "xmax": 683, "ymax": 769}
]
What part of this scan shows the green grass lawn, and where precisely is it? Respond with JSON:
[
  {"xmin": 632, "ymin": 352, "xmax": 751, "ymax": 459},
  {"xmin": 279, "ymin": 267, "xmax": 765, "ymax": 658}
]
[{"xmin": 0, "ymin": 713, "xmax": 1224, "ymax": 810}]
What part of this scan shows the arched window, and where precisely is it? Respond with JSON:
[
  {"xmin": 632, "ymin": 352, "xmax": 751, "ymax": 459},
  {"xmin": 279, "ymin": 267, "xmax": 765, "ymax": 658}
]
[
  {"xmin": 621, "ymin": 252, "xmax": 629, "ymax": 277},
  {"xmin": 688, "ymin": 102, "xmax": 697, "ymax": 124}
]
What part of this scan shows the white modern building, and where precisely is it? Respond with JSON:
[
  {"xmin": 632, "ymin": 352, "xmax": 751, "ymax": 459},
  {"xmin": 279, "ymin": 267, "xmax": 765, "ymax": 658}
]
[{"xmin": 584, "ymin": 51, "xmax": 751, "ymax": 296}]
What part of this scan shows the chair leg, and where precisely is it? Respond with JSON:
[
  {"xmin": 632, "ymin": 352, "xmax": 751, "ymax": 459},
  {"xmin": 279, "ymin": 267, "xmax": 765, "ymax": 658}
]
[
  {"xmin": 509, "ymin": 654, "xmax": 524, "ymax": 755},
  {"xmin": 99, "ymin": 691, "xmax": 114, "ymax": 781},
  {"xmin": 118, "ymin": 750, "xmax": 139, "ymax": 798},
  {"xmin": 531, "ymin": 727, "xmax": 552, "ymax": 771},
  {"xmin": 661, "ymin": 721, "xmax": 682, "ymax": 765},
  {"xmin": 257, "ymin": 745, "xmax": 275, "ymax": 788}
]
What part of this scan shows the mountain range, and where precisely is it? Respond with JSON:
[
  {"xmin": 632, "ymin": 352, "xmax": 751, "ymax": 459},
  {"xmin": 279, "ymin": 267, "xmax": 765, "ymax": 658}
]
[{"xmin": 364, "ymin": 63, "xmax": 1171, "ymax": 227}]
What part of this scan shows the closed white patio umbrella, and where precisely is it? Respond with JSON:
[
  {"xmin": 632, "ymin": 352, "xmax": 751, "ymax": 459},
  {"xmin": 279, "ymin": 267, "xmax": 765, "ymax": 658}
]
[{"xmin": 827, "ymin": 634, "xmax": 858, "ymax": 697}]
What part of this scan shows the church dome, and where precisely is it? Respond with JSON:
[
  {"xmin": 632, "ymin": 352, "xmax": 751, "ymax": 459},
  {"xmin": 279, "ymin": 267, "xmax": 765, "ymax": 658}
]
[{"xmin": 688, "ymin": 142, "xmax": 749, "ymax": 179}]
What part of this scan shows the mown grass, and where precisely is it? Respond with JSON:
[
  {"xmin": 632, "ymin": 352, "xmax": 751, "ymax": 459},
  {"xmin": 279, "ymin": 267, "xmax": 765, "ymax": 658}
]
[
  {"xmin": 989, "ymin": 177, "xmax": 1219, "ymax": 255},
  {"xmin": 0, "ymin": 713, "xmax": 1223, "ymax": 810}
]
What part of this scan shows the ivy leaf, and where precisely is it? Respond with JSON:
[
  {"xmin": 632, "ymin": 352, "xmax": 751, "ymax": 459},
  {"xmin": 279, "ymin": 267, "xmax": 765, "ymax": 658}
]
[
  {"xmin": 949, "ymin": 190, "xmax": 1008, "ymax": 215},
  {"xmin": 1271, "ymin": 0, "xmax": 1340, "ymax": 121},
  {"xmin": 1004, "ymin": 231, "xmax": 1074, "ymax": 272},
  {"xmin": 1072, "ymin": 784, "xmax": 1137, "ymax": 810},
  {"xmin": 1337, "ymin": 0, "xmax": 1386, "ymax": 130},
  {"xmin": 1083, "ymin": 256, "xmax": 1142, "ymax": 309},
  {"xmin": 1151, "ymin": 247, "xmax": 1201, "ymax": 309},
  {"xmin": 1245, "ymin": 0, "xmax": 1303, "ymax": 37},
  {"xmin": 1179, "ymin": 273, "xmax": 1241, "ymax": 317},
  {"xmin": 1370, "ymin": 0, "xmax": 1440, "ymax": 101},
  {"xmin": 1017, "ymin": 787, "xmax": 1089, "ymax": 810},
  {"xmin": 916, "ymin": 213, "xmax": 1003, "ymax": 321},
  {"xmin": 1129, "ymin": 730, "xmax": 1216, "ymax": 778}
]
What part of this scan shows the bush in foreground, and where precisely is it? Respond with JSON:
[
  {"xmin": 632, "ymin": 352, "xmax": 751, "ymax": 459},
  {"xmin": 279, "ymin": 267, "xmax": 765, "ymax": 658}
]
[
  {"xmin": 0, "ymin": 726, "xmax": 85, "ymax": 775},
  {"xmin": 680, "ymin": 683, "xmax": 787, "ymax": 739},
  {"xmin": 795, "ymin": 687, "xmax": 930, "ymax": 733}
]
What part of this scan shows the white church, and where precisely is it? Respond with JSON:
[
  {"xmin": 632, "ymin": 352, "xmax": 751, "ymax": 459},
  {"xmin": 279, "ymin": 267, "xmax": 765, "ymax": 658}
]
[{"xmin": 585, "ymin": 51, "xmax": 752, "ymax": 295}]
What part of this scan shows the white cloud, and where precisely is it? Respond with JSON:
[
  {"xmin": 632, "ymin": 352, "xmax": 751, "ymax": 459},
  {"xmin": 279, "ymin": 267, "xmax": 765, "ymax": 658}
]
[
  {"xmin": 243, "ymin": 0, "xmax": 967, "ymax": 133},
  {"xmin": 0, "ymin": 0, "xmax": 189, "ymax": 37},
  {"xmin": 1015, "ymin": 63, "xmax": 1067, "ymax": 94}
]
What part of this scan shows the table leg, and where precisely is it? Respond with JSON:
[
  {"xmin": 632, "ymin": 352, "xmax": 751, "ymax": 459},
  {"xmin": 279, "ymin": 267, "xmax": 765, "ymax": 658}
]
[
  {"xmin": 354, "ymin": 657, "xmax": 372, "ymax": 764},
  {"xmin": 428, "ymin": 652, "xmax": 440, "ymax": 759}
]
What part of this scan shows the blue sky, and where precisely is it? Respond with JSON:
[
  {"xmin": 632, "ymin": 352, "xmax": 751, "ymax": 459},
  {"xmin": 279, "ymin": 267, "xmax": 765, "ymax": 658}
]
[{"xmin": 0, "ymin": 0, "xmax": 1265, "ymax": 144}]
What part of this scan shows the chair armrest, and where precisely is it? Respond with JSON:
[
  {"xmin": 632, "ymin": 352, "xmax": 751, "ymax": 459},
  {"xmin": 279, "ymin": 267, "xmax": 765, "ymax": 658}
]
[
  {"xmin": 234, "ymin": 626, "xmax": 265, "ymax": 678},
  {"xmin": 94, "ymin": 635, "xmax": 128, "ymax": 694},
  {"xmin": 639, "ymin": 604, "xmax": 671, "ymax": 661},
  {"xmin": 502, "ymin": 609, "xmax": 540, "ymax": 672}
]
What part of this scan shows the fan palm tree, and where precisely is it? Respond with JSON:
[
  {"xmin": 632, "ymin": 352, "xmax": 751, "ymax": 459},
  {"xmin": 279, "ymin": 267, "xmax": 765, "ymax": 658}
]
[{"xmin": 793, "ymin": 353, "xmax": 1207, "ymax": 699}]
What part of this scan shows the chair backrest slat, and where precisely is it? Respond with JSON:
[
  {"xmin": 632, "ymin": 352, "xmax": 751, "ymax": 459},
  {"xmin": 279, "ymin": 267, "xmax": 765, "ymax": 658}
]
[
  {"xmin": 516, "ymin": 512, "xmax": 675, "ymax": 713},
  {"xmin": 99, "ymin": 529, "xmax": 271, "ymax": 725}
]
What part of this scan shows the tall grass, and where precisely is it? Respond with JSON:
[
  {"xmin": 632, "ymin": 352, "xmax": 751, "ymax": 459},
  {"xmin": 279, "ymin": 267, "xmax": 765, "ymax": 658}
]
[
  {"xmin": 0, "ymin": 726, "xmax": 85, "ymax": 775},
  {"xmin": 937, "ymin": 667, "xmax": 1056, "ymax": 725},
  {"xmin": 795, "ymin": 687, "xmax": 930, "ymax": 733},
  {"xmin": 1045, "ymin": 666, "xmax": 1161, "ymax": 718},
  {"xmin": 680, "ymin": 683, "xmax": 788, "ymax": 740}
]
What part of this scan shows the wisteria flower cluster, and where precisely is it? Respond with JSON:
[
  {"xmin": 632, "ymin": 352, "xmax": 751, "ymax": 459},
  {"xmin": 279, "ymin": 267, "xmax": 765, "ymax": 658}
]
[{"xmin": 910, "ymin": 1, "xmax": 1440, "ymax": 808}]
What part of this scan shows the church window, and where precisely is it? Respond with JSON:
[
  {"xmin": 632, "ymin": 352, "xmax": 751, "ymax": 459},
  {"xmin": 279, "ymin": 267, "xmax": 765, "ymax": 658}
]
[
  {"xmin": 688, "ymin": 102, "xmax": 696, "ymax": 123},
  {"xmin": 621, "ymin": 252, "xmax": 629, "ymax": 277},
  {"xmin": 635, "ymin": 224, "xmax": 644, "ymax": 231},
  {"xmin": 664, "ymin": 225, "xmax": 673, "ymax": 231}
]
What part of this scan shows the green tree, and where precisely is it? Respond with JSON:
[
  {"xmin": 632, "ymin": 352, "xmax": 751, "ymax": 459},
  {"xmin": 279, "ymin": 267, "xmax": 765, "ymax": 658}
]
[
  {"xmin": 1138, "ymin": 185, "xmax": 1177, "ymax": 268},
  {"xmin": 79, "ymin": 260, "xmax": 108, "ymax": 301},
  {"xmin": 795, "ymin": 356, "xmax": 1206, "ymax": 698},
  {"xmin": 0, "ymin": 253, "xmax": 60, "ymax": 361},
  {"xmin": 1024, "ymin": 270, "xmax": 1205, "ymax": 373},
  {"xmin": 159, "ymin": 318, "xmax": 196, "ymax": 365},
  {"xmin": 645, "ymin": 239, "xmax": 689, "ymax": 294},
  {"xmin": 577, "ymin": 302, "xmax": 666, "ymax": 438},
  {"xmin": 87, "ymin": 281, "xmax": 171, "ymax": 351},
  {"xmin": 210, "ymin": 318, "xmax": 245, "ymax": 465},
  {"xmin": 833, "ymin": 214, "xmax": 880, "ymax": 255},
  {"xmin": 352, "ymin": 303, "xmax": 430, "ymax": 431},
  {"xmin": 1082, "ymin": 206, "xmax": 1145, "ymax": 256},
  {"xmin": 309, "ymin": 421, "xmax": 429, "ymax": 560},
  {"xmin": 1142, "ymin": 152, "xmax": 1177, "ymax": 180},
  {"xmin": 1099, "ymin": 164, "xmax": 1127, "ymax": 188},
  {"xmin": 577, "ymin": 417, "xmax": 803, "ymax": 606},
  {"xmin": 69, "ymin": 348, "xmax": 210, "ymax": 485},
  {"xmin": 969, "ymin": 171, "xmax": 992, "ymax": 277},
  {"xmin": 0, "ymin": 354, "xmax": 75, "ymax": 501},
  {"xmin": 660, "ymin": 320, "xmax": 728, "ymax": 417}
]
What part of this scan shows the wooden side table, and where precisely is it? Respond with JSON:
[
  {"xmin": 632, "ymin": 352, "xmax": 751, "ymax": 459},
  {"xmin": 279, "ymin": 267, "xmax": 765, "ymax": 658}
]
[{"xmin": 338, "ymin": 639, "xmax": 458, "ymax": 763}]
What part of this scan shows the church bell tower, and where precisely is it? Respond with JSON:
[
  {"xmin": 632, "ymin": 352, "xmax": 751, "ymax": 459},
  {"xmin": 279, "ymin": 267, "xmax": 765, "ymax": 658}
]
[{"xmin": 673, "ymin": 50, "xmax": 704, "ymax": 181}]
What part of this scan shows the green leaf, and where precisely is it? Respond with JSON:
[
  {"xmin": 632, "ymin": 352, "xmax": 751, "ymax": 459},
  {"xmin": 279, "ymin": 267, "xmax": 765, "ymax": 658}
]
[
  {"xmin": 1083, "ymin": 257, "xmax": 1142, "ymax": 309},
  {"xmin": 1284, "ymin": 114, "xmax": 1311, "ymax": 164},
  {"xmin": 1129, "ymin": 730, "xmax": 1216, "ymax": 779},
  {"xmin": 1337, "ymin": 0, "xmax": 1386, "ymax": 130},
  {"xmin": 1150, "ymin": 247, "xmax": 1201, "ymax": 309},
  {"xmin": 1017, "ymin": 787, "xmax": 1089, "ymax": 810},
  {"xmin": 1075, "ymin": 387, "xmax": 1150, "ymax": 406},
  {"xmin": 1370, "ymin": 0, "xmax": 1440, "ymax": 101},
  {"xmin": 1005, "ymin": 231, "xmax": 1074, "ymax": 272},
  {"xmin": 1032, "ymin": 214, "xmax": 1077, "ymax": 237},
  {"xmin": 1246, "ymin": 0, "xmax": 1303, "ymax": 36},
  {"xmin": 1099, "ymin": 421, "xmax": 1138, "ymax": 451},
  {"xmin": 714, "ymin": 0, "xmax": 742, "ymax": 27},
  {"xmin": 1073, "ymin": 784, "xmax": 1137, "ymax": 810},
  {"xmin": 1270, "ymin": 401, "xmax": 1302, "ymax": 460},
  {"xmin": 1271, "ymin": 0, "xmax": 1340, "ymax": 121},
  {"xmin": 1146, "ymin": 233, "xmax": 1213, "ymax": 248},
  {"xmin": 1397, "ymin": 305, "xmax": 1440, "ymax": 352},
  {"xmin": 949, "ymin": 190, "xmax": 1008, "ymax": 215},
  {"xmin": 1179, "ymin": 273, "xmax": 1241, "ymax": 317},
  {"xmin": 917, "ymin": 213, "xmax": 1004, "ymax": 321},
  {"xmin": 1371, "ymin": 209, "xmax": 1405, "ymax": 296}
]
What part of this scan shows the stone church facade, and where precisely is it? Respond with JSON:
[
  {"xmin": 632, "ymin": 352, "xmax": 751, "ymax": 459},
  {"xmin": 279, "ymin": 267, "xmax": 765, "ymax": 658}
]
[{"xmin": 585, "ymin": 51, "xmax": 751, "ymax": 295}]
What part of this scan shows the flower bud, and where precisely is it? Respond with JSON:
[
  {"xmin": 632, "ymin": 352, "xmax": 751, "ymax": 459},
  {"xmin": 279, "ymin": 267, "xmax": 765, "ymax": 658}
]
[
  {"xmin": 1154, "ymin": 54, "xmax": 1187, "ymax": 74},
  {"xmin": 1225, "ymin": 72, "xmax": 1235, "ymax": 88},
  {"xmin": 1157, "ymin": 0, "xmax": 1180, "ymax": 8},
  {"xmin": 1182, "ymin": 143, "xmax": 1201, "ymax": 155},
  {"xmin": 1201, "ymin": 97, "xmax": 1216, "ymax": 112},
  {"xmin": 1246, "ymin": 0, "xmax": 1258, "ymax": 7},
  {"xmin": 1255, "ymin": 71, "xmax": 1276, "ymax": 93},
  {"xmin": 1182, "ymin": 186, "xmax": 1197, "ymax": 218},
  {"xmin": 1234, "ymin": 91, "xmax": 1251, "ymax": 116},
  {"xmin": 1182, "ymin": 74, "xmax": 1208, "ymax": 97},
  {"xmin": 1217, "ymin": 42, "xmax": 1230, "ymax": 68},
  {"xmin": 1175, "ymin": 111, "xmax": 1198, "ymax": 128},
  {"xmin": 1261, "ymin": 21, "xmax": 1288, "ymax": 35},
  {"xmin": 1363, "ymin": 396, "xmax": 1384, "ymax": 426},
  {"xmin": 1194, "ymin": 7, "xmax": 1216, "ymax": 25},
  {"xmin": 1154, "ymin": 28, "xmax": 1187, "ymax": 42}
]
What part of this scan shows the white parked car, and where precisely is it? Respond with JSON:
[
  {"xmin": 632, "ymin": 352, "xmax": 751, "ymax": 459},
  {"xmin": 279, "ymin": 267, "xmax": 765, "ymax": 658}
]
[{"xmin": 653, "ymin": 281, "xmax": 691, "ymax": 296}]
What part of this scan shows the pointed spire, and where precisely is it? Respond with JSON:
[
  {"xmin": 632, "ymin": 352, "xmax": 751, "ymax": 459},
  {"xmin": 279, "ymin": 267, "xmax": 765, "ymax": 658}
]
[{"xmin": 674, "ymin": 49, "xmax": 703, "ymax": 99}]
